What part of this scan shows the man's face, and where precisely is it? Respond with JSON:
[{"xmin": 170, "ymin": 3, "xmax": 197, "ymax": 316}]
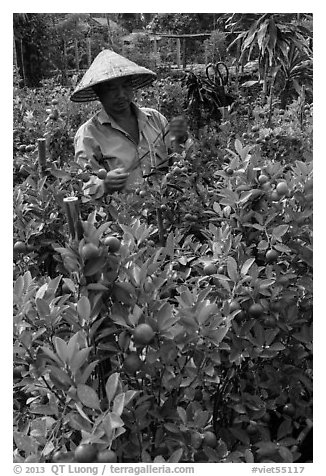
[{"xmin": 96, "ymin": 78, "xmax": 134, "ymax": 114}]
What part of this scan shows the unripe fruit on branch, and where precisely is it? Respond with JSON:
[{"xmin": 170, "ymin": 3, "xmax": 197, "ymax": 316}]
[
  {"xmin": 248, "ymin": 303, "xmax": 264, "ymax": 318},
  {"xmin": 74, "ymin": 444, "xmax": 98, "ymax": 463},
  {"xmin": 97, "ymin": 169, "xmax": 108, "ymax": 180},
  {"xmin": 103, "ymin": 236, "xmax": 121, "ymax": 253},
  {"xmin": 132, "ymin": 323, "xmax": 155, "ymax": 345},
  {"xmin": 265, "ymin": 249, "xmax": 279, "ymax": 263},
  {"xmin": 203, "ymin": 263, "xmax": 217, "ymax": 276},
  {"xmin": 276, "ymin": 181, "xmax": 289, "ymax": 196},
  {"xmin": 96, "ymin": 450, "xmax": 117, "ymax": 463},
  {"xmin": 81, "ymin": 243, "xmax": 100, "ymax": 261},
  {"xmin": 123, "ymin": 352, "xmax": 142, "ymax": 374}
]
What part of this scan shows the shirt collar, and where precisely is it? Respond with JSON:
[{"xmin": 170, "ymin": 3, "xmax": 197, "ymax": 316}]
[{"xmin": 97, "ymin": 102, "xmax": 150, "ymax": 127}]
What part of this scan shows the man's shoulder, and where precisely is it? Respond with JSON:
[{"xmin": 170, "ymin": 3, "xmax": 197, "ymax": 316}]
[
  {"xmin": 75, "ymin": 110, "xmax": 102, "ymax": 136},
  {"xmin": 138, "ymin": 106, "xmax": 167, "ymax": 126}
]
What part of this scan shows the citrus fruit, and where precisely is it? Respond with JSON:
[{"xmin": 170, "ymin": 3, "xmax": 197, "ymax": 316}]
[
  {"xmin": 203, "ymin": 431, "xmax": 217, "ymax": 448},
  {"xmin": 80, "ymin": 172, "xmax": 90, "ymax": 182},
  {"xmin": 265, "ymin": 249, "xmax": 279, "ymax": 263},
  {"xmin": 248, "ymin": 303, "xmax": 264, "ymax": 318},
  {"xmin": 52, "ymin": 450, "xmax": 75, "ymax": 463},
  {"xmin": 258, "ymin": 174, "xmax": 269, "ymax": 184},
  {"xmin": 191, "ymin": 432, "xmax": 203, "ymax": 450},
  {"xmin": 104, "ymin": 236, "xmax": 121, "ymax": 253},
  {"xmin": 133, "ymin": 323, "xmax": 155, "ymax": 345},
  {"xmin": 62, "ymin": 283, "xmax": 72, "ymax": 294},
  {"xmin": 81, "ymin": 243, "xmax": 100, "ymax": 261},
  {"xmin": 97, "ymin": 169, "xmax": 108, "ymax": 180},
  {"xmin": 283, "ymin": 403, "xmax": 295, "ymax": 417},
  {"xmin": 276, "ymin": 181, "xmax": 289, "ymax": 196},
  {"xmin": 74, "ymin": 444, "xmax": 98, "ymax": 463},
  {"xmin": 264, "ymin": 316, "xmax": 277, "ymax": 327},
  {"xmin": 203, "ymin": 263, "xmax": 217, "ymax": 275},
  {"xmin": 271, "ymin": 190, "xmax": 280, "ymax": 201},
  {"xmin": 14, "ymin": 241, "xmax": 27, "ymax": 253},
  {"xmin": 247, "ymin": 423, "xmax": 258, "ymax": 435},
  {"xmin": 96, "ymin": 450, "xmax": 117, "ymax": 463},
  {"xmin": 229, "ymin": 300, "xmax": 240, "ymax": 312},
  {"xmin": 123, "ymin": 352, "xmax": 142, "ymax": 374}
]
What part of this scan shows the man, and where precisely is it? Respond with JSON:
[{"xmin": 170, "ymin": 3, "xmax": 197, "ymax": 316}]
[{"xmin": 70, "ymin": 49, "xmax": 169, "ymax": 195}]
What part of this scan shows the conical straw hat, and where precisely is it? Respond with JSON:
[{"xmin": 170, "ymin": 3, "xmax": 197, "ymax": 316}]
[{"xmin": 70, "ymin": 49, "xmax": 156, "ymax": 102}]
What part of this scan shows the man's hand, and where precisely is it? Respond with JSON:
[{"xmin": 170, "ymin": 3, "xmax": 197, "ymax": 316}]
[{"xmin": 103, "ymin": 168, "xmax": 130, "ymax": 192}]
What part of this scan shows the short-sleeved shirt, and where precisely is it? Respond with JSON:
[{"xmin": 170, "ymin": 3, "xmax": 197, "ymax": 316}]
[{"xmin": 74, "ymin": 103, "xmax": 169, "ymax": 191}]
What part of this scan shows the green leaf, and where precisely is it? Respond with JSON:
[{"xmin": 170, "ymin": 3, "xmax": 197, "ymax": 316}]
[
  {"xmin": 213, "ymin": 202, "xmax": 221, "ymax": 214},
  {"xmin": 177, "ymin": 406, "xmax": 187, "ymax": 425},
  {"xmin": 13, "ymin": 276, "xmax": 24, "ymax": 300},
  {"xmin": 53, "ymin": 336, "xmax": 68, "ymax": 363},
  {"xmin": 69, "ymin": 348, "xmax": 92, "ymax": 374},
  {"xmin": 255, "ymin": 441, "xmax": 278, "ymax": 456},
  {"xmin": 75, "ymin": 402, "xmax": 93, "ymax": 423},
  {"xmin": 13, "ymin": 431, "xmax": 38, "ymax": 455},
  {"xmin": 258, "ymin": 240, "xmax": 269, "ymax": 250},
  {"xmin": 66, "ymin": 332, "xmax": 80, "ymax": 363},
  {"xmin": 77, "ymin": 384, "xmax": 101, "ymax": 410},
  {"xmin": 112, "ymin": 282, "xmax": 135, "ymax": 305},
  {"xmin": 36, "ymin": 298, "xmax": 50, "ymax": 318},
  {"xmin": 80, "ymin": 360, "xmax": 99, "ymax": 384},
  {"xmin": 197, "ymin": 302, "xmax": 218, "ymax": 325},
  {"xmin": 272, "ymin": 225, "xmax": 289, "ymax": 239},
  {"xmin": 62, "ymin": 278, "xmax": 76, "ymax": 293},
  {"xmin": 49, "ymin": 366, "xmax": 74, "ymax": 387},
  {"xmin": 168, "ymin": 448, "xmax": 183, "ymax": 463},
  {"xmin": 41, "ymin": 346, "xmax": 62, "ymax": 366},
  {"xmin": 269, "ymin": 342, "xmax": 286, "ymax": 352},
  {"xmin": 207, "ymin": 326, "xmax": 229, "ymax": 345},
  {"xmin": 106, "ymin": 412, "xmax": 124, "ymax": 429},
  {"xmin": 230, "ymin": 427, "xmax": 250, "ymax": 446},
  {"xmin": 124, "ymin": 390, "xmax": 138, "ymax": 406},
  {"xmin": 241, "ymin": 258, "xmax": 255, "ymax": 276},
  {"xmin": 86, "ymin": 283, "xmax": 109, "ymax": 291},
  {"xmin": 227, "ymin": 256, "xmax": 238, "ymax": 282},
  {"xmin": 234, "ymin": 138, "xmax": 243, "ymax": 156},
  {"xmin": 277, "ymin": 419, "xmax": 292, "ymax": 440},
  {"xmin": 112, "ymin": 393, "xmax": 125, "ymax": 416},
  {"xmin": 83, "ymin": 256, "xmax": 106, "ymax": 276},
  {"xmin": 278, "ymin": 445, "xmax": 293, "ymax": 462},
  {"xmin": 106, "ymin": 372, "xmax": 120, "ymax": 405},
  {"xmin": 77, "ymin": 296, "xmax": 91, "ymax": 322}
]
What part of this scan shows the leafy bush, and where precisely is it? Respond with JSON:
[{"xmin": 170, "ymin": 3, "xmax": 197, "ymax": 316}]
[{"xmin": 13, "ymin": 71, "xmax": 312, "ymax": 464}]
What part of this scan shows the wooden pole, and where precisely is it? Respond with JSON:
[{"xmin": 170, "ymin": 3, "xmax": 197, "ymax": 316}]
[
  {"xmin": 75, "ymin": 38, "xmax": 79, "ymax": 72},
  {"xmin": 13, "ymin": 35, "xmax": 18, "ymax": 68},
  {"xmin": 182, "ymin": 38, "xmax": 187, "ymax": 69},
  {"xmin": 63, "ymin": 39, "xmax": 68, "ymax": 84},
  {"xmin": 176, "ymin": 38, "xmax": 181, "ymax": 68},
  {"xmin": 37, "ymin": 138, "xmax": 47, "ymax": 169},
  {"xmin": 63, "ymin": 197, "xmax": 83, "ymax": 241},
  {"xmin": 19, "ymin": 38, "xmax": 26, "ymax": 86},
  {"xmin": 106, "ymin": 13, "xmax": 113, "ymax": 48},
  {"xmin": 87, "ymin": 37, "xmax": 92, "ymax": 67}
]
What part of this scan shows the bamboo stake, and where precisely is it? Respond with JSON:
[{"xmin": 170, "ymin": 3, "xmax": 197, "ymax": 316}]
[
  {"xmin": 37, "ymin": 138, "xmax": 47, "ymax": 174},
  {"xmin": 63, "ymin": 197, "xmax": 83, "ymax": 241},
  {"xmin": 176, "ymin": 38, "xmax": 181, "ymax": 68}
]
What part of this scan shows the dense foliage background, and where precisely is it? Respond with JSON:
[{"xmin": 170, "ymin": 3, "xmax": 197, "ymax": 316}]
[{"xmin": 13, "ymin": 13, "xmax": 313, "ymax": 464}]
